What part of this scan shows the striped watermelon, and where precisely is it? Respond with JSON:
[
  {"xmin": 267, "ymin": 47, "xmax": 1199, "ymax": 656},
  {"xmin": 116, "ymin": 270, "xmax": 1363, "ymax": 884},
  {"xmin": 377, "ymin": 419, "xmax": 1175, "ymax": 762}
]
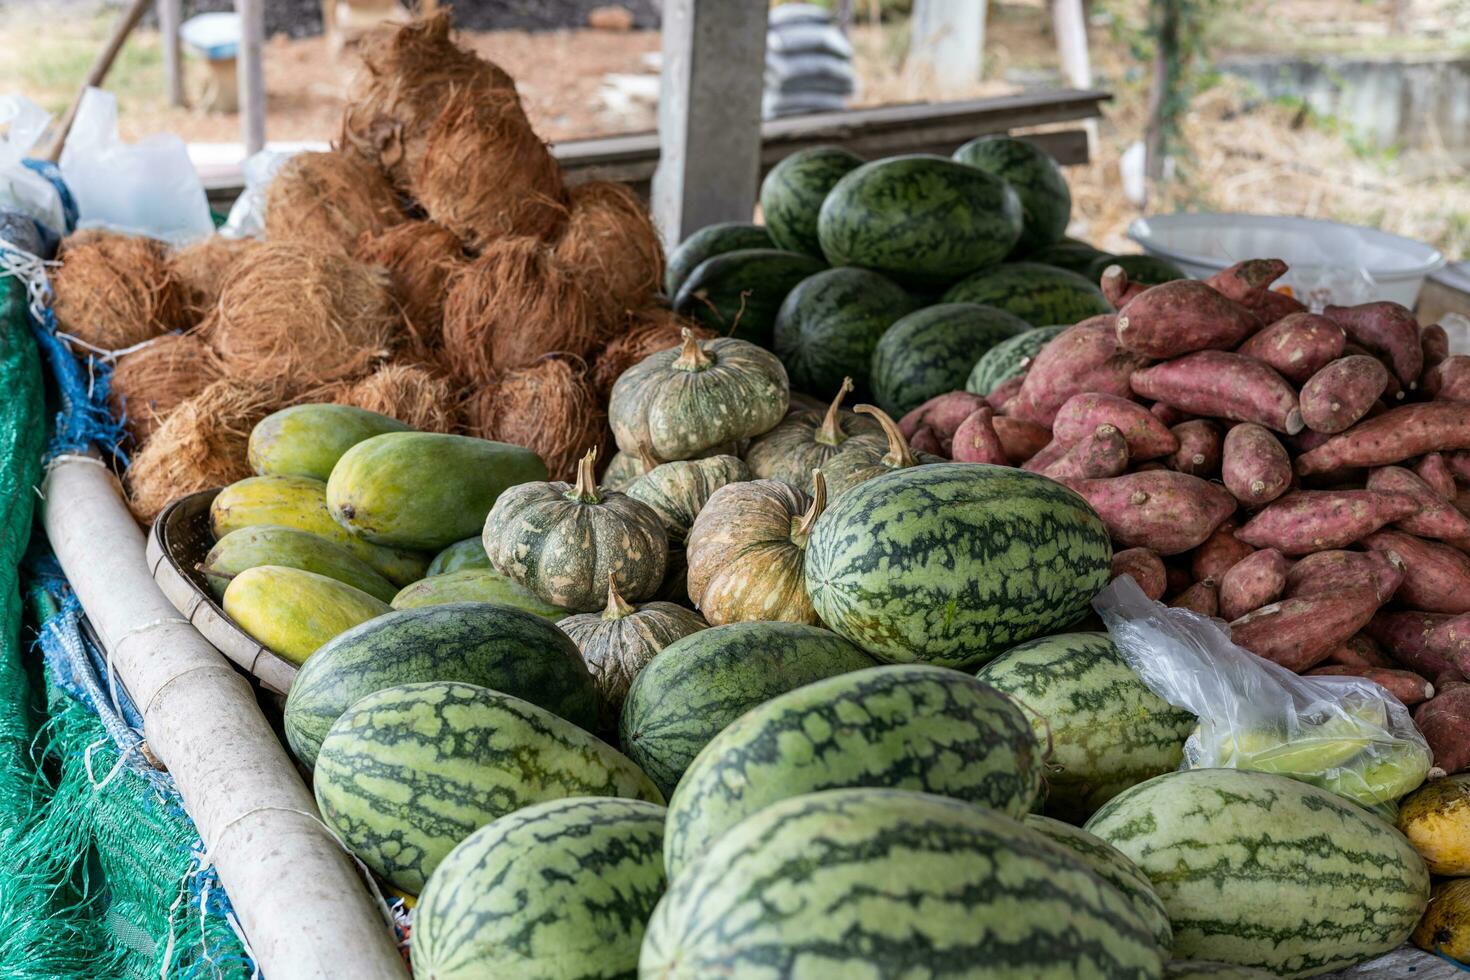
[
  {"xmin": 772, "ymin": 266, "xmax": 915, "ymax": 399},
  {"xmin": 662, "ymin": 664, "xmax": 1044, "ymax": 879},
  {"xmin": 619, "ymin": 622, "xmax": 879, "ymax": 797},
  {"xmin": 869, "ymin": 301, "xmax": 1032, "ymax": 416},
  {"xmin": 672, "ymin": 248, "xmax": 826, "ymax": 346},
  {"xmin": 425, "ymin": 537, "xmax": 492, "ymax": 576},
  {"xmin": 1029, "ymin": 237, "xmax": 1111, "ymax": 275},
  {"xmin": 976, "ymin": 632, "xmax": 1193, "ymax": 822},
  {"xmin": 953, "ymin": 135, "xmax": 1072, "ymax": 253},
  {"xmin": 1087, "ymin": 252, "xmax": 1187, "ymax": 286},
  {"xmin": 965, "ymin": 323, "xmax": 1069, "ymax": 396},
  {"xmin": 760, "ymin": 146, "xmax": 864, "ymax": 257},
  {"xmin": 413, "ymin": 797, "xmax": 667, "ymax": 980},
  {"xmin": 805, "ymin": 464, "xmax": 1112, "ymax": 670},
  {"xmin": 314, "ymin": 682, "xmax": 662, "ymax": 893},
  {"xmin": 641, "ymin": 788, "xmax": 1166, "ymax": 978},
  {"xmin": 1085, "ymin": 768, "xmax": 1430, "ymax": 977},
  {"xmin": 664, "ymin": 222, "xmax": 773, "ymax": 297},
  {"xmin": 943, "ymin": 261, "xmax": 1111, "ymax": 327},
  {"xmin": 283, "ymin": 602, "xmax": 596, "ymax": 769},
  {"xmin": 1165, "ymin": 965, "xmax": 1274, "ymax": 979},
  {"xmin": 817, "ymin": 155, "xmax": 1023, "ymax": 288}
]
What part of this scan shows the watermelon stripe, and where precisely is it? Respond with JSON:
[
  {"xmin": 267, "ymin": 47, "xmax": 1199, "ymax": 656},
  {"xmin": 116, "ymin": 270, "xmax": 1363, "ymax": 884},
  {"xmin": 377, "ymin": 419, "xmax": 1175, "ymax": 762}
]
[
  {"xmin": 869, "ymin": 301, "xmax": 1032, "ymax": 417},
  {"xmin": 942, "ymin": 261, "xmax": 1111, "ymax": 327}
]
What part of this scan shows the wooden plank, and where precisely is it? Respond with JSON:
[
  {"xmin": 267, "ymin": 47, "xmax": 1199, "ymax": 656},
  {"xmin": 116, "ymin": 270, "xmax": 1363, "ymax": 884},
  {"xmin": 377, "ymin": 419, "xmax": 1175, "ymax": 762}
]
[
  {"xmin": 236, "ymin": 0, "xmax": 266, "ymax": 155},
  {"xmin": 159, "ymin": 0, "xmax": 184, "ymax": 106}
]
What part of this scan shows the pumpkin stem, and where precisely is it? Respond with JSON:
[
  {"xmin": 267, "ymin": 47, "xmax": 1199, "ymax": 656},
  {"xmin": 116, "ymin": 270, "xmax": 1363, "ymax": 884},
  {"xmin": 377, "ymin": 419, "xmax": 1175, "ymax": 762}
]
[
  {"xmin": 570, "ymin": 447, "xmax": 602, "ymax": 503},
  {"xmin": 603, "ymin": 574, "xmax": 635, "ymax": 620},
  {"xmin": 636, "ymin": 445, "xmax": 660, "ymax": 473},
  {"xmin": 672, "ymin": 328, "xmax": 713, "ymax": 373},
  {"xmin": 855, "ymin": 404, "xmax": 917, "ymax": 469},
  {"xmin": 814, "ymin": 377, "xmax": 854, "ymax": 447},
  {"xmin": 791, "ymin": 470, "xmax": 828, "ymax": 546}
]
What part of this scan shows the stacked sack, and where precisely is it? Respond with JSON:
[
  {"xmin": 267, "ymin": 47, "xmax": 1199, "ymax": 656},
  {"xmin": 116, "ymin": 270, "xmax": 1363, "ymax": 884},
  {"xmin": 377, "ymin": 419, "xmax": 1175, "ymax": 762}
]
[{"xmin": 762, "ymin": 3, "xmax": 855, "ymax": 119}]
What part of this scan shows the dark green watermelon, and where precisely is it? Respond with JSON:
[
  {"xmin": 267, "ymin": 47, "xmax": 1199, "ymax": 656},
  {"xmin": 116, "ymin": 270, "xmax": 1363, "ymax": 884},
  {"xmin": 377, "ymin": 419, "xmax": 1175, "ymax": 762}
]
[
  {"xmin": 760, "ymin": 147, "xmax": 864, "ymax": 258},
  {"xmin": 965, "ymin": 324, "xmax": 1068, "ymax": 396},
  {"xmin": 673, "ymin": 248, "xmax": 826, "ymax": 346},
  {"xmin": 1027, "ymin": 238, "xmax": 1110, "ymax": 273},
  {"xmin": 817, "ymin": 155, "xmax": 1022, "ymax": 288},
  {"xmin": 953, "ymin": 135, "xmax": 1072, "ymax": 253},
  {"xmin": 869, "ymin": 302, "xmax": 1031, "ymax": 417},
  {"xmin": 664, "ymin": 223, "xmax": 774, "ymax": 297},
  {"xmin": 772, "ymin": 267, "xmax": 915, "ymax": 400},
  {"xmin": 1087, "ymin": 252, "xmax": 1188, "ymax": 286},
  {"xmin": 943, "ymin": 261, "xmax": 1111, "ymax": 327}
]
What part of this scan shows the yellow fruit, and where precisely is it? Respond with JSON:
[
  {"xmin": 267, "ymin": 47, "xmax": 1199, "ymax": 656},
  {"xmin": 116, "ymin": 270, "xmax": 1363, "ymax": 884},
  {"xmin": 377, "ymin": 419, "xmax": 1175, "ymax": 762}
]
[
  {"xmin": 1399, "ymin": 775, "xmax": 1470, "ymax": 875},
  {"xmin": 1317, "ymin": 741, "xmax": 1431, "ymax": 808},
  {"xmin": 1413, "ymin": 878, "xmax": 1470, "ymax": 961},
  {"xmin": 223, "ymin": 565, "xmax": 391, "ymax": 665},
  {"xmin": 248, "ymin": 404, "xmax": 409, "ymax": 482}
]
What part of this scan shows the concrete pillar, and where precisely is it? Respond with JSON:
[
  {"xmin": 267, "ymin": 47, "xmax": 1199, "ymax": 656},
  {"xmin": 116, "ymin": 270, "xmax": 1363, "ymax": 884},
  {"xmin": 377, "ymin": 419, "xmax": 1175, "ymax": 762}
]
[{"xmin": 237, "ymin": 0, "xmax": 266, "ymax": 155}]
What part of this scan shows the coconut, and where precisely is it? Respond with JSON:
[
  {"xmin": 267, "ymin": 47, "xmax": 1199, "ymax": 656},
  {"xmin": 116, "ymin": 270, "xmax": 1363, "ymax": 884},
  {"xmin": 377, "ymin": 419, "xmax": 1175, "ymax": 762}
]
[
  {"xmin": 461, "ymin": 354, "xmax": 605, "ymax": 482},
  {"xmin": 554, "ymin": 180, "xmax": 663, "ymax": 314},
  {"xmin": 170, "ymin": 235, "xmax": 261, "ymax": 323},
  {"xmin": 353, "ymin": 220, "xmax": 467, "ymax": 356},
  {"xmin": 107, "ymin": 332, "xmax": 225, "ymax": 446},
  {"xmin": 590, "ymin": 306, "xmax": 713, "ymax": 397},
  {"xmin": 335, "ymin": 363, "xmax": 458, "ymax": 433},
  {"xmin": 52, "ymin": 231, "xmax": 187, "ymax": 352},
  {"xmin": 264, "ymin": 151, "xmax": 406, "ymax": 253},
  {"xmin": 206, "ymin": 243, "xmax": 399, "ymax": 386}
]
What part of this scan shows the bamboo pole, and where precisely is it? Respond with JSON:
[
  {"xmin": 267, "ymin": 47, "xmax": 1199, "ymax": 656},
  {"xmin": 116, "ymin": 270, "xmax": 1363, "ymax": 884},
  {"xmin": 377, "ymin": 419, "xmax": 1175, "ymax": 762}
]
[{"xmin": 42, "ymin": 456, "xmax": 408, "ymax": 980}]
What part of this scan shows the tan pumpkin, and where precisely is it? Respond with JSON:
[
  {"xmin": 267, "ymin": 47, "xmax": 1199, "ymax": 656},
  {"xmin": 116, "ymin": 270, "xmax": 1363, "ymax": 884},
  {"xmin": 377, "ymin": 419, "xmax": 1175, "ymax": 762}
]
[
  {"xmin": 743, "ymin": 377, "xmax": 883, "ymax": 494},
  {"xmin": 822, "ymin": 404, "xmax": 945, "ymax": 497}
]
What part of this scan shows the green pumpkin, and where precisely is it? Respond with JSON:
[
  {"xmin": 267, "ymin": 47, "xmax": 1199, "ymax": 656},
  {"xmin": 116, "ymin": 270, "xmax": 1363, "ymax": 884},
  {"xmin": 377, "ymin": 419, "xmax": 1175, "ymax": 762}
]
[
  {"xmin": 823, "ymin": 405, "xmax": 944, "ymax": 498},
  {"xmin": 608, "ymin": 330, "xmax": 789, "ymax": 463},
  {"xmin": 626, "ymin": 455, "xmax": 751, "ymax": 547},
  {"xmin": 483, "ymin": 450, "xmax": 670, "ymax": 612},
  {"xmin": 742, "ymin": 377, "xmax": 884, "ymax": 495},
  {"xmin": 558, "ymin": 577, "xmax": 708, "ymax": 730},
  {"xmin": 602, "ymin": 447, "xmax": 658, "ymax": 492}
]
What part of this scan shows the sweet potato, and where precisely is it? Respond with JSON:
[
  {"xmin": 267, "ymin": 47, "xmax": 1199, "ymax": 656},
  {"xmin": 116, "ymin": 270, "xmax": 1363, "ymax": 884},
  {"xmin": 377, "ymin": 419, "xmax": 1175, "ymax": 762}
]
[
  {"xmin": 1150, "ymin": 402, "xmax": 1192, "ymax": 427},
  {"xmin": 1021, "ymin": 438, "xmax": 1068, "ymax": 474},
  {"xmin": 1067, "ymin": 470, "xmax": 1237, "ymax": 555},
  {"xmin": 1167, "ymin": 419, "xmax": 1222, "ymax": 478},
  {"xmin": 1306, "ymin": 665, "xmax": 1434, "ymax": 706},
  {"xmin": 1428, "ymin": 356, "xmax": 1470, "ymax": 404},
  {"xmin": 1169, "ymin": 578, "xmax": 1219, "ymax": 616},
  {"xmin": 950, "ymin": 407, "xmax": 1008, "ymax": 465},
  {"xmin": 1325, "ymin": 634, "xmax": 1396, "ymax": 669},
  {"xmin": 1191, "ymin": 520, "xmax": 1255, "ymax": 582},
  {"xmin": 1110, "ymin": 547, "xmax": 1167, "ymax": 600},
  {"xmin": 1221, "ymin": 423, "xmax": 1292, "ymax": 506},
  {"xmin": 900, "ymin": 391, "xmax": 988, "ymax": 453},
  {"xmin": 1366, "ymin": 610, "xmax": 1457, "ymax": 677},
  {"xmin": 1324, "ymin": 301, "xmax": 1423, "ymax": 388},
  {"xmin": 908, "ymin": 425, "xmax": 944, "ymax": 457},
  {"xmin": 1366, "ymin": 466, "xmax": 1470, "ymax": 541},
  {"xmin": 1228, "ymin": 587, "xmax": 1385, "ymax": 672},
  {"xmin": 1165, "ymin": 565, "xmax": 1193, "ymax": 596},
  {"xmin": 1436, "ymin": 669, "xmax": 1469, "ymax": 690},
  {"xmin": 1446, "ymin": 451, "xmax": 1470, "ymax": 485},
  {"xmin": 1287, "ymin": 427, "xmax": 1333, "ymax": 456},
  {"xmin": 1053, "ymin": 392, "xmax": 1178, "ymax": 461},
  {"xmin": 1100, "ymin": 264, "xmax": 1147, "ymax": 309},
  {"xmin": 1283, "ymin": 548, "xmax": 1406, "ymax": 603},
  {"xmin": 1116, "ymin": 279, "xmax": 1261, "ymax": 358},
  {"xmin": 1416, "ymin": 453, "xmax": 1457, "ymax": 499},
  {"xmin": 1426, "ymin": 613, "xmax": 1470, "ymax": 676},
  {"xmin": 1130, "ymin": 351, "xmax": 1304, "ymax": 434},
  {"xmin": 1413, "ymin": 686, "xmax": 1470, "ymax": 774},
  {"xmin": 1010, "ymin": 316, "xmax": 1146, "ymax": 427},
  {"xmin": 1218, "ymin": 547, "xmax": 1289, "ymax": 621},
  {"xmin": 1043, "ymin": 424, "xmax": 1129, "ymax": 481},
  {"xmin": 1235, "ymin": 312, "xmax": 1346, "ymax": 384},
  {"xmin": 985, "ymin": 374, "xmax": 1024, "ymax": 412},
  {"xmin": 1235, "ymin": 490, "xmax": 1419, "ymax": 555},
  {"xmin": 1254, "ymin": 289, "xmax": 1311, "ymax": 325},
  {"xmin": 1364, "ymin": 530, "xmax": 1470, "ymax": 614},
  {"xmin": 1295, "ymin": 403, "xmax": 1470, "ymax": 475},
  {"xmin": 991, "ymin": 416, "xmax": 1050, "ymax": 465},
  {"xmin": 1299, "ymin": 355, "xmax": 1389, "ymax": 434},
  {"xmin": 1422, "ymin": 322, "xmax": 1450, "ymax": 373},
  {"xmin": 1206, "ymin": 257, "xmax": 1287, "ymax": 303}
]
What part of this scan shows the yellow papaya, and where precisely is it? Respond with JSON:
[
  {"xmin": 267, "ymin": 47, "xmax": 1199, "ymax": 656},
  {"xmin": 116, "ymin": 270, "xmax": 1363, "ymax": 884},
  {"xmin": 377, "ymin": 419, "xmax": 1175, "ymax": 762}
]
[
  {"xmin": 1413, "ymin": 878, "xmax": 1470, "ymax": 962},
  {"xmin": 390, "ymin": 568, "xmax": 567, "ymax": 620},
  {"xmin": 223, "ymin": 565, "xmax": 391, "ymax": 665},
  {"xmin": 248, "ymin": 404, "xmax": 410, "ymax": 482},
  {"xmin": 327, "ymin": 432, "xmax": 547, "ymax": 551},
  {"xmin": 202, "ymin": 525, "xmax": 399, "ymax": 604},
  {"xmin": 1316, "ymin": 741, "xmax": 1430, "ymax": 808},
  {"xmin": 1399, "ymin": 775, "xmax": 1470, "ymax": 874}
]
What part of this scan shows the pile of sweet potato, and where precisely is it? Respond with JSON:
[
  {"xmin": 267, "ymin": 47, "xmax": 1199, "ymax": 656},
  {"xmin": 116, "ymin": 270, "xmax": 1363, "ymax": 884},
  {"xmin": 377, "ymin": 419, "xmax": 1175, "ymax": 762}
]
[{"xmin": 904, "ymin": 258, "xmax": 1470, "ymax": 776}]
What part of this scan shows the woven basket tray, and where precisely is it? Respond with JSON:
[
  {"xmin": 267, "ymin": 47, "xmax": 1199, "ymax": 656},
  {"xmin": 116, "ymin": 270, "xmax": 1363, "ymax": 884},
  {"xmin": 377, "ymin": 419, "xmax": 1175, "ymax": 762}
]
[{"xmin": 145, "ymin": 489, "xmax": 298, "ymax": 695}]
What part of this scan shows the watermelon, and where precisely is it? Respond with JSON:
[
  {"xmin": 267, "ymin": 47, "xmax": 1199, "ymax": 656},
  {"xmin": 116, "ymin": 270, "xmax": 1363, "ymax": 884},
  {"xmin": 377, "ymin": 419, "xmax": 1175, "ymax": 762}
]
[
  {"xmin": 1085, "ymin": 768, "xmax": 1430, "ymax": 977},
  {"xmin": 315, "ymin": 681, "xmax": 662, "ymax": 893},
  {"xmin": 282, "ymin": 602, "xmax": 597, "ymax": 769},
  {"xmin": 664, "ymin": 222, "xmax": 773, "ymax": 297},
  {"xmin": 662, "ymin": 664, "xmax": 1044, "ymax": 879},
  {"xmin": 953, "ymin": 135, "xmax": 1072, "ymax": 253},
  {"xmin": 869, "ymin": 301, "xmax": 1031, "ymax": 417},
  {"xmin": 817, "ymin": 154, "xmax": 1022, "ymax": 288},
  {"xmin": 1087, "ymin": 252, "xmax": 1188, "ymax": 286},
  {"xmin": 619, "ymin": 621, "xmax": 879, "ymax": 797},
  {"xmin": 413, "ymin": 797, "xmax": 667, "ymax": 980},
  {"xmin": 673, "ymin": 248, "xmax": 826, "ymax": 346},
  {"xmin": 1029, "ymin": 237, "xmax": 1110, "ymax": 274},
  {"xmin": 943, "ymin": 261, "xmax": 1111, "ymax": 327},
  {"xmin": 976, "ymin": 632, "xmax": 1194, "ymax": 822},
  {"xmin": 1165, "ymin": 965, "xmax": 1274, "ymax": 980},
  {"xmin": 425, "ymin": 537, "xmax": 491, "ymax": 576},
  {"xmin": 772, "ymin": 266, "xmax": 914, "ymax": 400},
  {"xmin": 805, "ymin": 463, "xmax": 1112, "ymax": 670},
  {"xmin": 760, "ymin": 146, "xmax": 863, "ymax": 257},
  {"xmin": 965, "ymin": 323, "xmax": 1069, "ymax": 396},
  {"xmin": 641, "ymin": 788, "xmax": 1166, "ymax": 979}
]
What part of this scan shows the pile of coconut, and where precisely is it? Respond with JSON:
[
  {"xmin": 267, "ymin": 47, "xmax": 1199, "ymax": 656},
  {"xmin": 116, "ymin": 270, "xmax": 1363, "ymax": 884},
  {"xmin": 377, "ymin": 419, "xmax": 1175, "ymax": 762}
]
[{"xmin": 50, "ymin": 12, "xmax": 689, "ymax": 522}]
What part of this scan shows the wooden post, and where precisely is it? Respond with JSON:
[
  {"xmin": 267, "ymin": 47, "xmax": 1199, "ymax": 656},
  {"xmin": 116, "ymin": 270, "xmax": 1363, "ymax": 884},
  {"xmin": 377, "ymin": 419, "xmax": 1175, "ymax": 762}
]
[
  {"xmin": 907, "ymin": 0, "xmax": 986, "ymax": 98},
  {"xmin": 650, "ymin": 0, "xmax": 768, "ymax": 250},
  {"xmin": 1144, "ymin": 0, "xmax": 1177, "ymax": 185},
  {"xmin": 1051, "ymin": 0, "xmax": 1095, "ymax": 154},
  {"xmin": 237, "ymin": 0, "xmax": 266, "ymax": 155},
  {"xmin": 159, "ymin": 0, "xmax": 185, "ymax": 106},
  {"xmin": 40, "ymin": 0, "xmax": 153, "ymax": 161}
]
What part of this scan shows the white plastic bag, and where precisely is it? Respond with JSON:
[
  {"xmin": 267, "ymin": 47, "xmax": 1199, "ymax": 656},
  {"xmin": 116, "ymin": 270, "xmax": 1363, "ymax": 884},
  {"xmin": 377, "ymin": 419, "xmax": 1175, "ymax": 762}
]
[
  {"xmin": 219, "ymin": 148, "xmax": 297, "ymax": 239},
  {"xmin": 0, "ymin": 94, "xmax": 67, "ymax": 238},
  {"xmin": 1094, "ymin": 576, "xmax": 1431, "ymax": 813},
  {"xmin": 58, "ymin": 88, "xmax": 213, "ymax": 245}
]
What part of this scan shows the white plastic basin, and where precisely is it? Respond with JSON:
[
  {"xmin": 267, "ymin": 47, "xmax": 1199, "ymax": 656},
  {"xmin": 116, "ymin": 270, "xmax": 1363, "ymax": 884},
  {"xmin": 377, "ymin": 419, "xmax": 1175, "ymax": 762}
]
[{"xmin": 1129, "ymin": 212, "xmax": 1444, "ymax": 308}]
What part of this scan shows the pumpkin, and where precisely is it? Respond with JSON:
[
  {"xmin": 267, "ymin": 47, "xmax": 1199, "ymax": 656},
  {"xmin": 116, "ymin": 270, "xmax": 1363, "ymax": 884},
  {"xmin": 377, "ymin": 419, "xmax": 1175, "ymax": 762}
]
[
  {"xmin": 743, "ymin": 377, "xmax": 885, "ymax": 494},
  {"xmin": 608, "ymin": 329, "xmax": 789, "ymax": 462},
  {"xmin": 558, "ymin": 575, "xmax": 707, "ymax": 730},
  {"xmin": 602, "ymin": 446, "xmax": 658, "ymax": 492},
  {"xmin": 483, "ymin": 449, "xmax": 669, "ymax": 612},
  {"xmin": 626, "ymin": 455, "xmax": 752, "ymax": 547},
  {"xmin": 685, "ymin": 471, "xmax": 827, "ymax": 625},
  {"xmin": 822, "ymin": 404, "xmax": 944, "ymax": 497}
]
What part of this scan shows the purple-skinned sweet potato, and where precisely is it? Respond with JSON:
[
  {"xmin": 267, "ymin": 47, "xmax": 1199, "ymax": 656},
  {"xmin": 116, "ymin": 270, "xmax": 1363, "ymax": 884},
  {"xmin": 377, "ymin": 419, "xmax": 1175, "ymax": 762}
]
[
  {"xmin": 1422, "ymin": 322, "xmax": 1450, "ymax": 373},
  {"xmin": 986, "ymin": 374, "xmax": 1024, "ymax": 412},
  {"xmin": 900, "ymin": 391, "xmax": 988, "ymax": 453},
  {"xmin": 1053, "ymin": 392, "xmax": 1178, "ymax": 461},
  {"xmin": 1295, "ymin": 403, "xmax": 1470, "ymax": 475},
  {"xmin": 908, "ymin": 425, "xmax": 944, "ymax": 457},
  {"xmin": 1150, "ymin": 402, "xmax": 1192, "ymax": 427},
  {"xmin": 1324, "ymin": 301, "xmax": 1424, "ymax": 388},
  {"xmin": 991, "ymin": 416, "xmax": 1050, "ymax": 465},
  {"xmin": 1110, "ymin": 547, "xmax": 1167, "ymax": 600},
  {"xmin": 1206, "ymin": 257, "xmax": 1287, "ymax": 304},
  {"xmin": 1367, "ymin": 610, "xmax": 1457, "ymax": 677},
  {"xmin": 1011, "ymin": 316, "xmax": 1147, "ymax": 426},
  {"xmin": 1427, "ymin": 356, "xmax": 1470, "ymax": 403},
  {"xmin": 1043, "ymin": 424, "xmax": 1129, "ymax": 481},
  {"xmin": 1299, "ymin": 355, "xmax": 1390, "ymax": 434},
  {"xmin": 1426, "ymin": 613, "xmax": 1470, "ymax": 677},
  {"xmin": 1416, "ymin": 453, "xmax": 1458, "ymax": 499},
  {"xmin": 1167, "ymin": 419, "xmax": 1222, "ymax": 478},
  {"xmin": 1364, "ymin": 530, "xmax": 1470, "ymax": 614},
  {"xmin": 1306, "ymin": 665, "xmax": 1434, "ymax": 706},
  {"xmin": 1221, "ymin": 423, "xmax": 1292, "ymax": 506},
  {"xmin": 1130, "ymin": 351, "xmax": 1304, "ymax": 434},
  {"xmin": 1218, "ymin": 547, "xmax": 1289, "ymax": 621},
  {"xmin": 1021, "ymin": 438, "xmax": 1068, "ymax": 474},
  {"xmin": 1169, "ymin": 578, "xmax": 1219, "ymax": 616},
  {"xmin": 1067, "ymin": 470, "xmax": 1236, "ymax": 555},
  {"xmin": 1446, "ymin": 450, "xmax": 1470, "ymax": 485},
  {"xmin": 1191, "ymin": 520, "xmax": 1255, "ymax": 582},
  {"xmin": 1283, "ymin": 548, "xmax": 1406, "ymax": 603},
  {"xmin": 1324, "ymin": 634, "xmax": 1396, "ymax": 670},
  {"xmin": 1366, "ymin": 466, "xmax": 1470, "ymax": 541},
  {"xmin": 1115, "ymin": 279, "xmax": 1261, "ymax": 358},
  {"xmin": 1100, "ymin": 264, "xmax": 1147, "ymax": 309},
  {"xmin": 1228, "ymin": 587, "xmax": 1385, "ymax": 673},
  {"xmin": 950, "ymin": 408, "xmax": 1008, "ymax": 465},
  {"xmin": 1235, "ymin": 489, "xmax": 1420, "ymax": 555},
  {"xmin": 1236, "ymin": 312, "xmax": 1346, "ymax": 384},
  {"xmin": 1413, "ymin": 687, "xmax": 1470, "ymax": 774}
]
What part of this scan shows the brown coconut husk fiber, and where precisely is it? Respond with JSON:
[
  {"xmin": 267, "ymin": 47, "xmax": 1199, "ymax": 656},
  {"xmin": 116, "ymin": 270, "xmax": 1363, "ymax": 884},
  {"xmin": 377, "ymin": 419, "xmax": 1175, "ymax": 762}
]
[
  {"xmin": 265, "ymin": 151, "xmax": 406, "ymax": 254},
  {"xmin": 590, "ymin": 306, "xmax": 713, "ymax": 397},
  {"xmin": 554, "ymin": 180, "xmax": 664, "ymax": 315},
  {"xmin": 336, "ymin": 363, "xmax": 459, "ymax": 433},
  {"xmin": 206, "ymin": 243, "xmax": 399, "ymax": 386},
  {"xmin": 461, "ymin": 355, "xmax": 605, "ymax": 482},
  {"xmin": 126, "ymin": 378, "xmax": 289, "ymax": 523},
  {"xmin": 441, "ymin": 236, "xmax": 602, "ymax": 382},
  {"xmin": 353, "ymin": 220, "xmax": 467, "ymax": 352},
  {"xmin": 52, "ymin": 231, "xmax": 187, "ymax": 353},
  {"xmin": 170, "ymin": 235, "xmax": 261, "ymax": 323},
  {"xmin": 107, "ymin": 332, "xmax": 225, "ymax": 446}
]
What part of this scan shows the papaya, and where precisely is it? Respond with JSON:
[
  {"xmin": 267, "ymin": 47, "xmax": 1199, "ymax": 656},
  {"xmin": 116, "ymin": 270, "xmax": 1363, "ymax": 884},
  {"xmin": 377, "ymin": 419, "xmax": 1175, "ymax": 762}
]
[
  {"xmin": 248, "ymin": 404, "xmax": 410, "ymax": 482},
  {"xmin": 326, "ymin": 432, "xmax": 548, "ymax": 552},
  {"xmin": 222, "ymin": 565, "xmax": 391, "ymax": 665},
  {"xmin": 1413, "ymin": 878, "xmax": 1470, "ymax": 962},
  {"xmin": 390, "ymin": 568, "xmax": 567, "ymax": 620},
  {"xmin": 1398, "ymin": 775, "xmax": 1470, "ymax": 875},
  {"xmin": 425, "ymin": 537, "xmax": 493, "ymax": 577},
  {"xmin": 202, "ymin": 525, "xmax": 399, "ymax": 603},
  {"xmin": 210, "ymin": 475, "xmax": 430, "ymax": 586}
]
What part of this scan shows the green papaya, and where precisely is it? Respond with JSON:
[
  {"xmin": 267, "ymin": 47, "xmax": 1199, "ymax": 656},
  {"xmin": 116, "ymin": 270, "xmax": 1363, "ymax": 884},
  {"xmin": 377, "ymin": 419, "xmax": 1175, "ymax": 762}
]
[
  {"xmin": 202, "ymin": 525, "xmax": 399, "ymax": 603},
  {"xmin": 326, "ymin": 433, "xmax": 548, "ymax": 552},
  {"xmin": 248, "ymin": 404, "xmax": 411, "ymax": 482},
  {"xmin": 390, "ymin": 568, "xmax": 567, "ymax": 620},
  {"xmin": 222, "ymin": 565, "xmax": 391, "ymax": 665},
  {"xmin": 425, "ymin": 537, "xmax": 493, "ymax": 577}
]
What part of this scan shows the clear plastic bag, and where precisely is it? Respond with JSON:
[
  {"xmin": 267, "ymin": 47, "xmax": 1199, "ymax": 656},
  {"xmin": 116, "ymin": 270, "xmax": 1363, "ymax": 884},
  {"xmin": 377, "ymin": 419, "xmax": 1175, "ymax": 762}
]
[
  {"xmin": 1094, "ymin": 576, "xmax": 1431, "ymax": 815},
  {"xmin": 219, "ymin": 148, "xmax": 297, "ymax": 240},
  {"xmin": 0, "ymin": 94, "xmax": 68, "ymax": 239}
]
